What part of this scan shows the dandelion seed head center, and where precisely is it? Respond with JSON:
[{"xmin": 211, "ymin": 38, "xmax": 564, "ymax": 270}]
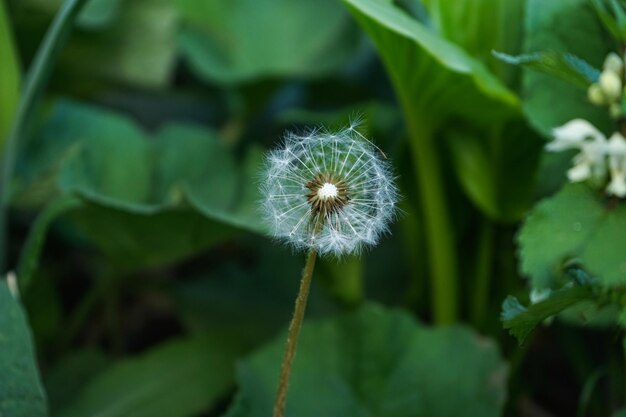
[{"xmin": 318, "ymin": 183, "xmax": 338, "ymax": 200}]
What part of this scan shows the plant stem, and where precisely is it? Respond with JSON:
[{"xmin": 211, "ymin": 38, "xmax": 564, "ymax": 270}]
[
  {"xmin": 0, "ymin": 0, "xmax": 88, "ymax": 274},
  {"xmin": 406, "ymin": 118, "xmax": 458, "ymax": 324},
  {"xmin": 471, "ymin": 219, "xmax": 494, "ymax": 328},
  {"xmin": 273, "ymin": 248, "xmax": 318, "ymax": 417}
]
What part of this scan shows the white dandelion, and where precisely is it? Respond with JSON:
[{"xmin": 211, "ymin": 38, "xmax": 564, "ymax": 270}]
[{"xmin": 260, "ymin": 124, "xmax": 398, "ymax": 256}]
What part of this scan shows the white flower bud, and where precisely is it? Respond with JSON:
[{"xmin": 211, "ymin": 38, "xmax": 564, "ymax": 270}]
[
  {"xmin": 599, "ymin": 70, "xmax": 622, "ymax": 102},
  {"xmin": 587, "ymin": 84, "xmax": 606, "ymax": 106},
  {"xmin": 604, "ymin": 52, "xmax": 624, "ymax": 75}
]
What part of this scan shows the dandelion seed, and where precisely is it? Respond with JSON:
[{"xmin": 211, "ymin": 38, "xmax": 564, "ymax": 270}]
[{"xmin": 261, "ymin": 124, "xmax": 398, "ymax": 256}]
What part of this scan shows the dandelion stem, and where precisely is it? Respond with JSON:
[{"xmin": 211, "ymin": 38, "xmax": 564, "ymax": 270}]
[{"xmin": 273, "ymin": 248, "xmax": 318, "ymax": 417}]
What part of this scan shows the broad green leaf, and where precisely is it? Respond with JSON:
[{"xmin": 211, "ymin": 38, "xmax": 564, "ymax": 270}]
[
  {"xmin": 501, "ymin": 285, "xmax": 596, "ymax": 344},
  {"xmin": 0, "ymin": 280, "xmax": 47, "ymax": 417},
  {"xmin": 176, "ymin": 0, "xmax": 359, "ymax": 84},
  {"xmin": 494, "ymin": 51, "xmax": 600, "ymax": 88},
  {"xmin": 0, "ymin": 0, "xmax": 20, "ymax": 150},
  {"xmin": 224, "ymin": 304, "xmax": 507, "ymax": 417},
  {"xmin": 57, "ymin": 336, "xmax": 238, "ymax": 417},
  {"xmin": 342, "ymin": 0, "xmax": 519, "ymax": 126},
  {"xmin": 523, "ymin": 0, "xmax": 612, "ymax": 136},
  {"xmin": 61, "ymin": 0, "xmax": 176, "ymax": 88},
  {"xmin": 424, "ymin": 0, "xmax": 526, "ymax": 79},
  {"xmin": 342, "ymin": 0, "xmax": 541, "ymax": 221},
  {"xmin": 15, "ymin": 100, "xmax": 264, "ymax": 267},
  {"xmin": 518, "ymin": 183, "xmax": 626, "ymax": 288}
]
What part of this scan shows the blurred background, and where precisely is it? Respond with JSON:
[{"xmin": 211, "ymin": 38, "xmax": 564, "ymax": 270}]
[{"xmin": 1, "ymin": 0, "xmax": 625, "ymax": 416}]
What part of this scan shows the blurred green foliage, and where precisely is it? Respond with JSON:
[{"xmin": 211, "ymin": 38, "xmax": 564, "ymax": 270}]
[{"xmin": 1, "ymin": 0, "xmax": 626, "ymax": 416}]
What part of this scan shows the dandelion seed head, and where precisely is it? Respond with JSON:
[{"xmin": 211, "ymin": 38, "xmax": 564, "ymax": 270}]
[{"xmin": 260, "ymin": 124, "xmax": 398, "ymax": 256}]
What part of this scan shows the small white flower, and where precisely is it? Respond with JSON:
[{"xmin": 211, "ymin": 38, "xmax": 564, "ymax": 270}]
[
  {"xmin": 548, "ymin": 119, "xmax": 608, "ymax": 183},
  {"xmin": 261, "ymin": 124, "xmax": 398, "ymax": 256},
  {"xmin": 548, "ymin": 119, "xmax": 604, "ymax": 151},
  {"xmin": 606, "ymin": 132, "xmax": 626, "ymax": 197}
]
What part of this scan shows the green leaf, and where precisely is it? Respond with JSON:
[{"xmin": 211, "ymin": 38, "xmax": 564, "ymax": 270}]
[
  {"xmin": 501, "ymin": 286, "xmax": 596, "ymax": 344},
  {"xmin": 176, "ymin": 0, "xmax": 359, "ymax": 84},
  {"xmin": 0, "ymin": 0, "xmax": 20, "ymax": 150},
  {"xmin": 518, "ymin": 183, "xmax": 626, "ymax": 288},
  {"xmin": 342, "ymin": 0, "xmax": 520, "ymax": 126},
  {"xmin": 493, "ymin": 51, "xmax": 600, "ymax": 88},
  {"xmin": 60, "ymin": 0, "xmax": 177, "ymax": 88},
  {"xmin": 224, "ymin": 304, "xmax": 508, "ymax": 417},
  {"xmin": 57, "ymin": 336, "xmax": 239, "ymax": 417},
  {"xmin": 0, "ymin": 280, "xmax": 48, "ymax": 417},
  {"xmin": 342, "ymin": 0, "xmax": 541, "ymax": 221},
  {"xmin": 522, "ymin": 0, "xmax": 612, "ymax": 136},
  {"xmin": 424, "ymin": 0, "xmax": 526, "ymax": 79},
  {"xmin": 16, "ymin": 100, "xmax": 265, "ymax": 267}
]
